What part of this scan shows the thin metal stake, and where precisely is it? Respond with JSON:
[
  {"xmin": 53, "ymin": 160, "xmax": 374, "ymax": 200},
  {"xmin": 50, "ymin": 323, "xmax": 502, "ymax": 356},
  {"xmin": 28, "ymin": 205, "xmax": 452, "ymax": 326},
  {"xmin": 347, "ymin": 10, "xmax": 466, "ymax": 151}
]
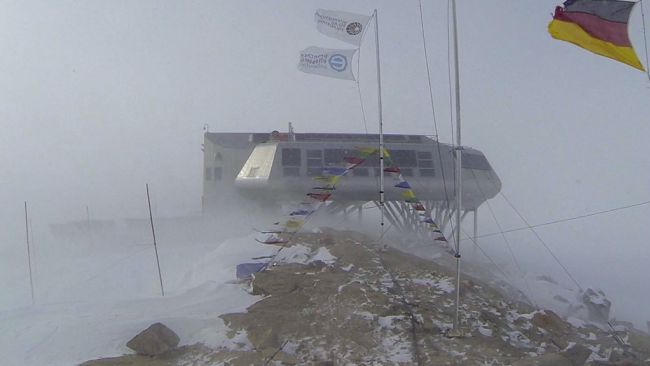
[{"xmin": 146, "ymin": 184, "xmax": 165, "ymax": 297}]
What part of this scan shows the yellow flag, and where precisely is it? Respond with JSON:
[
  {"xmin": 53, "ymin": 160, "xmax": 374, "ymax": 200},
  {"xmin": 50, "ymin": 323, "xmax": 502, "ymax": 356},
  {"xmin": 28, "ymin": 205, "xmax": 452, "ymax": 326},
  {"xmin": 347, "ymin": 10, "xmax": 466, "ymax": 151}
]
[
  {"xmin": 284, "ymin": 219, "xmax": 303, "ymax": 231},
  {"xmin": 313, "ymin": 175, "xmax": 341, "ymax": 185},
  {"xmin": 402, "ymin": 190, "xmax": 416, "ymax": 200}
]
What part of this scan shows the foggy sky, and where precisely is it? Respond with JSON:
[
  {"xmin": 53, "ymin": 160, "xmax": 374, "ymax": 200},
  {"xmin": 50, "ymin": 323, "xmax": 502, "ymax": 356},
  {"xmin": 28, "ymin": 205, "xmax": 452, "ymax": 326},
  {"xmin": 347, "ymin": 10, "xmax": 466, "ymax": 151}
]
[{"xmin": 1, "ymin": 1, "xmax": 649, "ymax": 324}]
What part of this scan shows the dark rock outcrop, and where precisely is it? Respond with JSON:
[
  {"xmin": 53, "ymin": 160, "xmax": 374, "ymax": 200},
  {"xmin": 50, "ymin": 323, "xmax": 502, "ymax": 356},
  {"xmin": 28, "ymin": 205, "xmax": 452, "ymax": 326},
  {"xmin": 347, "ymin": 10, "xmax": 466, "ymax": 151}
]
[
  {"xmin": 126, "ymin": 323, "xmax": 180, "ymax": 356},
  {"xmin": 560, "ymin": 343, "xmax": 591, "ymax": 366}
]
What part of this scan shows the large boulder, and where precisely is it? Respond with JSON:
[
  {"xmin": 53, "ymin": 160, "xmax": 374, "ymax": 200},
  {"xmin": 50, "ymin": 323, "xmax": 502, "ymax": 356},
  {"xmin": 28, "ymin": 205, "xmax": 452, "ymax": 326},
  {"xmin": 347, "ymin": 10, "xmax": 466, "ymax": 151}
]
[
  {"xmin": 582, "ymin": 288, "xmax": 611, "ymax": 323},
  {"xmin": 532, "ymin": 310, "xmax": 571, "ymax": 335},
  {"xmin": 560, "ymin": 343, "xmax": 592, "ymax": 366},
  {"xmin": 126, "ymin": 322, "xmax": 180, "ymax": 356}
]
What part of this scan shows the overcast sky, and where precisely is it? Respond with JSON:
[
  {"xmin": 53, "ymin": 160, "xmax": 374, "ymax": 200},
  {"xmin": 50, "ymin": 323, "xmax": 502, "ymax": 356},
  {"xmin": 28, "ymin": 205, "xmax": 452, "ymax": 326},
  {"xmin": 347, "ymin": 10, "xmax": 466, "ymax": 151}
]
[{"xmin": 1, "ymin": 0, "xmax": 649, "ymax": 324}]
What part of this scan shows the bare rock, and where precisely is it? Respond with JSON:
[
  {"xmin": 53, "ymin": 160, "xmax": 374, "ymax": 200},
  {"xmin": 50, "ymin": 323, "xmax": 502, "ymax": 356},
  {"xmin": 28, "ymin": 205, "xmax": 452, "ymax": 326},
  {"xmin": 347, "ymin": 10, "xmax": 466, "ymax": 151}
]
[
  {"xmin": 480, "ymin": 309, "xmax": 502, "ymax": 325},
  {"xmin": 629, "ymin": 331, "xmax": 650, "ymax": 355},
  {"xmin": 532, "ymin": 310, "xmax": 571, "ymax": 336},
  {"xmin": 582, "ymin": 288, "xmax": 611, "ymax": 323},
  {"xmin": 512, "ymin": 353, "xmax": 573, "ymax": 366},
  {"xmin": 561, "ymin": 343, "xmax": 592, "ymax": 366},
  {"xmin": 126, "ymin": 323, "xmax": 180, "ymax": 356}
]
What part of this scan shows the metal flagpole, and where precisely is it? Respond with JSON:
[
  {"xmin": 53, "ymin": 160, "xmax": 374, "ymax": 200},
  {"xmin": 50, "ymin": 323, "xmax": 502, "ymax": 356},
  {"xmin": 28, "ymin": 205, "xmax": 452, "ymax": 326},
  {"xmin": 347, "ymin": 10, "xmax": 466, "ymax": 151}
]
[
  {"xmin": 146, "ymin": 184, "xmax": 165, "ymax": 297},
  {"xmin": 24, "ymin": 201, "xmax": 35, "ymax": 305},
  {"xmin": 374, "ymin": 9, "xmax": 386, "ymax": 247},
  {"xmin": 449, "ymin": 0, "xmax": 464, "ymax": 337}
]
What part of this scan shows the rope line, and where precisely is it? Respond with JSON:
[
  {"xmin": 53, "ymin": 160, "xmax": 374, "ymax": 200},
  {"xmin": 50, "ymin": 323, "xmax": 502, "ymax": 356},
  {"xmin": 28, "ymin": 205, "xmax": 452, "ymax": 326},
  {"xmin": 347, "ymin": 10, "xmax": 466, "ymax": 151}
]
[
  {"xmin": 262, "ymin": 339, "xmax": 290, "ymax": 366},
  {"xmin": 640, "ymin": 0, "xmax": 650, "ymax": 81},
  {"xmin": 464, "ymin": 198, "xmax": 650, "ymax": 241},
  {"xmin": 417, "ymin": 0, "xmax": 453, "ymax": 215},
  {"xmin": 498, "ymin": 192, "xmax": 583, "ymax": 292},
  {"xmin": 446, "ymin": 0, "xmax": 455, "ymax": 146},
  {"xmin": 459, "ymin": 226, "xmax": 526, "ymax": 296},
  {"xmin": 470, "ymin": 171, "xmax": 536, "ymax": 303}
]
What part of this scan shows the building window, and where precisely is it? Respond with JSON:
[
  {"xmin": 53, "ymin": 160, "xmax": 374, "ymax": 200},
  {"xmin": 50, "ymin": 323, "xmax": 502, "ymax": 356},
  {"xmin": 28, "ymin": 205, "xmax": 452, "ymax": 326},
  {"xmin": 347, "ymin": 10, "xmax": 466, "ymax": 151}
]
[
  {"xmin": 391, "ymin": 150, "xmax": 417, "ymax": 167},
  {"xmin": 307, "ymin": 150, "xmax": 323, "ymax": 176},
  {"xmin": 417, "ymin": 151, "xmax": 435, "ymax": 177},
  {"xmin": 282, "ymin": 148, "xmax": 301, "ymax": 167},
  {"xmin": 282, "ymin": 148, "xmax": 301, "ymax": 176},
  {"xmin": 324, "ymin": 148, "xmax": 355, "ymax": 166},
  {"xmin": 204, "ymin": 167, "xmax": 212, "ymax": 181},
  {"xmin": 214, "ymin": 167, "xmax": 222, "ymax": 180}
]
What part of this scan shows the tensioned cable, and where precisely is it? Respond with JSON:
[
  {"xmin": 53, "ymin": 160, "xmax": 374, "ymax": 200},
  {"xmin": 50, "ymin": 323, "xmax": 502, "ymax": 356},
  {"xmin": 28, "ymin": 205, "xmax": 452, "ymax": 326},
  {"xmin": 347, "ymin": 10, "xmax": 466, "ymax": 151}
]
[
  {"xmin": 471, "ymin": 170, "xmax": 536, "ymax": 304},
  {"xmin": 459, "ymin": 226, "xmax": 523, "ymax": 293},
  {"xmin": 418, "ymin": 0, "xmax": 453, "ymax": 216},
  {"xmin": 446, "ymin": 0, "xmax": 456, "ymax": 146},
  {"xmin": 640, "ymin": 0, "xmax": 650, "ymax": 81},
  {"xmin": 498, "ymin": 191, "xmax": 583, "ymax": 292},
  {"xmin": 406, "ymin": 194, "xmax": 650, "ymax": 292},
  {"xmin": 465, "ymin": 198, "xmax": 650, "ymax": 241}
]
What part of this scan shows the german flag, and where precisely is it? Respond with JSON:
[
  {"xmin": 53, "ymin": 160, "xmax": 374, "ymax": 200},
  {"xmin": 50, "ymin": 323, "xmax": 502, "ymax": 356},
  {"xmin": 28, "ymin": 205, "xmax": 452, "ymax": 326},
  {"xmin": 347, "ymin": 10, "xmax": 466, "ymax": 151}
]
[{"xmin": 548, "ymin": 0, "xmax": 645, "ymax": 71}]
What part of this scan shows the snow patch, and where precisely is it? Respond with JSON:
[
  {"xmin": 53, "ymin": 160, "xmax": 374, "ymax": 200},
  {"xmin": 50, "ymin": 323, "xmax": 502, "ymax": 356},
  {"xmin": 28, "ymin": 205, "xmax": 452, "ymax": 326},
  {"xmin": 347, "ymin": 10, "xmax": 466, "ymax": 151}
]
[{"xmin": 311, "ymin": 247, "xmax": 337, "ymax": 264}]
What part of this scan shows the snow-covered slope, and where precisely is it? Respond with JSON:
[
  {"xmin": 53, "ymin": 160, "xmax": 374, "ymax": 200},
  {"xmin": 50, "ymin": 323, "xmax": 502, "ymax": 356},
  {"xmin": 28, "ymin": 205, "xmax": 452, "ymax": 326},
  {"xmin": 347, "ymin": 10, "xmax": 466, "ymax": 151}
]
[{"xmin": 0, "ymin": 234, "xmax": 276, "ymax": 366}]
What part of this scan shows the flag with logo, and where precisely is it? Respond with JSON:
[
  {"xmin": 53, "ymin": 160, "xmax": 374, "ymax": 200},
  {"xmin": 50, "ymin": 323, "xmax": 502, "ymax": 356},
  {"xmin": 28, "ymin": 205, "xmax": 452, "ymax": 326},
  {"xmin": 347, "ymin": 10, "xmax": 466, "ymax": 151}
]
[
  {"xmin": 314, "ymin": 9, "xmax": 371, "ymax": 46},
  {"xmin": 298, "ymin": 46, "xmax": 357, "ymax": 80}
]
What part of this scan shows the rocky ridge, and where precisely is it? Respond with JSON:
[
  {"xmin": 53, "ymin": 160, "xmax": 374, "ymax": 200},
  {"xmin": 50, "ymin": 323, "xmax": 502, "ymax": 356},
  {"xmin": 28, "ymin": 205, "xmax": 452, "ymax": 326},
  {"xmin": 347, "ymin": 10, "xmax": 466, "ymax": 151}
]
[{"xmin": 81, "ymin": 229, "xmax": 650, "ymax": 365}]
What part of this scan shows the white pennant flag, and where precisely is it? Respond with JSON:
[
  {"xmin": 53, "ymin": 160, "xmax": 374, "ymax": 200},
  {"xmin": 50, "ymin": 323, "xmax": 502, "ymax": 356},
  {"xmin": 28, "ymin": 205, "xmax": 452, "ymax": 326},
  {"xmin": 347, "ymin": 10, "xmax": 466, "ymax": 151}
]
[
  {"xmin": 298, "ymin": 47, "xmax": 357, "ymax": 80},
  {"xmin": 314, "ymin": 9, "xmax": 371, "ymax": 46}
]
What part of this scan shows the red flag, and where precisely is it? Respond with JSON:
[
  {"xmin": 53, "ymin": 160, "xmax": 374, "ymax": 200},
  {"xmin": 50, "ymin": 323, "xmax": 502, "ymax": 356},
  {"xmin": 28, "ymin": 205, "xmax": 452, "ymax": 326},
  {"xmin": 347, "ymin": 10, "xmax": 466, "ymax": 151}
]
[{"xmin": 307, "ymin": 192, "xmax": 331, "ymax": 202}]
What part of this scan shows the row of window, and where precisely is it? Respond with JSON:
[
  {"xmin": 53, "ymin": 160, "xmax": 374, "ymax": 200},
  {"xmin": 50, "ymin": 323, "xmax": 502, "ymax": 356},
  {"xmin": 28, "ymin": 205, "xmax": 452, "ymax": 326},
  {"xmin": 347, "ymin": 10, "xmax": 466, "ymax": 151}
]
[
  {"xmin": 282, "ymin": 148, "xmax": 435, "ymax": 167},
  {"xmin": 205, "ymin": 167, "xmax": 223, "ymax": 181},
  {"xmin": 282, "ymin": 148, "xmax": 436, "ymax": 178},
  {"xmin": 284, "ymin": 148, "xmax": 490, "ymax": 168},
  {"xmin": 283, "ymin": 166, "xmax": 435, "ymax": 178}
]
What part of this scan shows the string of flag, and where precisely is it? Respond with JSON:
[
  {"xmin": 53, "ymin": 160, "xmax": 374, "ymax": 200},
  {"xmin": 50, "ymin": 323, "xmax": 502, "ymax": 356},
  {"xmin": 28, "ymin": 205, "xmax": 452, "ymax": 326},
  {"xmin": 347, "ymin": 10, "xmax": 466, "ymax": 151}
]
[{"xmin": 240, "ymin": 146, "xmax": 457, "ymax": 279}]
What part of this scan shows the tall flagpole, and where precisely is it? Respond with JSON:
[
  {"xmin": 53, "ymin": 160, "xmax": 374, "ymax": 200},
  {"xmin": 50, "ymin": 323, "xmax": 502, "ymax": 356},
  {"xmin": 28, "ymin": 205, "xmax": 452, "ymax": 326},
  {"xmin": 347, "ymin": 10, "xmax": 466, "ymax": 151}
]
[
  {"xmin": 374, "ymin": 9, "xmax": 386, "ymax": 247},
  {"xmin": 450, "ymin": 0, "xmax": 464, "ymax": 337},
  {"xmin": 24, "ymin": 201, "xmax": 35, "ymax": 305}
]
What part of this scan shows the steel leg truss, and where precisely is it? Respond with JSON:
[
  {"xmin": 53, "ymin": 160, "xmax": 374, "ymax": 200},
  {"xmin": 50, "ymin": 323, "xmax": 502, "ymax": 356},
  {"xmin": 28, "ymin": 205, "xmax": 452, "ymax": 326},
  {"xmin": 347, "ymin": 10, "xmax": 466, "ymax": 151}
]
[{"xmin": 324, "ymin": 200, "xmax": 476, "ymax": 244}]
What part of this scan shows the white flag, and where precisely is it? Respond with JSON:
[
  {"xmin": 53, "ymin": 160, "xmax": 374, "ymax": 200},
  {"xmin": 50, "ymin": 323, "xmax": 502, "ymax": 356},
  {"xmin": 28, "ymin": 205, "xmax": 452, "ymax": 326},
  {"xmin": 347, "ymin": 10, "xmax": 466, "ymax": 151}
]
[
  {"xmin": 314, "ymin": 9, "xmax": 371, "ymax": 46},
  {"xmin": 298, "ymin": 47, "xmax": 357, "ymax": 80}
]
